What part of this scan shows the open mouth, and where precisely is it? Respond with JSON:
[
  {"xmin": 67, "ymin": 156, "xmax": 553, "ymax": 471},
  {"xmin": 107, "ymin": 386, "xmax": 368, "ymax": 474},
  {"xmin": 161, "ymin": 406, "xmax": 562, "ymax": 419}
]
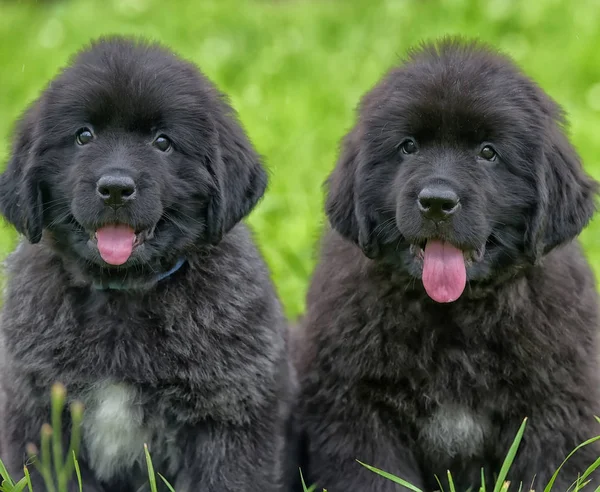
[
  {"xmin": 89, "ymin": 223, "xmax": 156, "ymax": 266},
  {"xmin": 409, "ymin": 241, "xmax": 485, "ymax": 265},
  {"xmin": 409, "ymin": 239, "xmax": 486, "ymax": 304}
]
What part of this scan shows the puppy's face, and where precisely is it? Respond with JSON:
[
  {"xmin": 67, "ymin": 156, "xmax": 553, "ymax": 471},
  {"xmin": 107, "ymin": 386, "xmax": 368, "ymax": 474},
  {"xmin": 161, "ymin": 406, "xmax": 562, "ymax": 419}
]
[
  {"xmin": 327, "ymin": 39, "xmax": 597, "ymax": 302},
  {"xmin": 0, "ymin": 38, "xmax": 266, "ymax": 288}
]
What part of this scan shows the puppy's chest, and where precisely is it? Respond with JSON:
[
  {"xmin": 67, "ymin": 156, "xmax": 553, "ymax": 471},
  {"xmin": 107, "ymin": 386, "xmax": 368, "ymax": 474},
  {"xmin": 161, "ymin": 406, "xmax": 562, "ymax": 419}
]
[
  {"xmin": 390, "ymin": 319, "xmax": 495, "ymax": 459},
  {"xmin": 417, "ymin": 404, "xmax": 491, "ymax": 462},
  {"xmin": 82, "ymin": 382, "xmax": 153, "ymax": 481},
  {"xmin": 61, "ymin": 306, "xmax": 185, "ymax": 378}
]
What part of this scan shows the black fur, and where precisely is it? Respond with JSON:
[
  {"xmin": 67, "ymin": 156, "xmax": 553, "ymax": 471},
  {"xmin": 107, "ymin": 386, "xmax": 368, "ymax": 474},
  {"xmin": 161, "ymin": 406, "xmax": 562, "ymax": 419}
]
[
  {"xmin": 295, "ymin": 37, "xmax": 600, "ymax": 491},
  {"xmin": 0, "ymin": 36, "xmax": 295, "ymax": 491}
]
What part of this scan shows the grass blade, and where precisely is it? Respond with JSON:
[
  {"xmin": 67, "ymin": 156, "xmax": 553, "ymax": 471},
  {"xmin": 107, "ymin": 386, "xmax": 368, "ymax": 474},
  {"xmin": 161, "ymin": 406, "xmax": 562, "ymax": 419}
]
[
  {"xmin": 577, "ymin": 456, "xmax": 600, "ymax": 487},
  {"xmin": 158, "ymin": 473, "xmax": 177, "ymax": 492},
  {"xmin": 50, "ymin": 383, "xmax": 66, "ymax": 491},
  {"xmin": 299, "ymin": 469, "xmax": 317, "ymax": 492},
  {"xmin": 39, "ymin": 424, "xmax": 57, "ymax": 492},
  {"xmin": 0, "ymin": 459, "xmax": 15, "ymax": 488},
  {"xmin": 493, "ymin": 417, "xmax": 528, "ymax": 492},
  {"xmin": 544, "ymin": 434, "xmax": 600, "ymax": 492},
  {"xmin": 357, "ymin": 460, "xmax": 424, "ymax": 492},
  {"xmin": 11, "ymin": 476, "xmax": 31, "ymax": 492},
  {"xmin": 447, "ymin": 470, "xmax": 457, "ymax": 492},
  {"xmin": 24, "ymin": 466, "xmax": 33, "ymax": 492},
  {"xmin": 480, "ymin": 468, "xmax": 486, "ymax": 492},
  {"xmin": 144, "ymin": 443, "xmax": 158, "ymax": 492},
  {"xmin": 575, "ymin": 479, "xmax": 592, "ymax": 491},
  {"xmin": 72, "ymin": 451, "xmax": 82, "ymax": 492},
  {"xmin": 62, "ymin": 402, "xmax": 84, "ymax": 481}
]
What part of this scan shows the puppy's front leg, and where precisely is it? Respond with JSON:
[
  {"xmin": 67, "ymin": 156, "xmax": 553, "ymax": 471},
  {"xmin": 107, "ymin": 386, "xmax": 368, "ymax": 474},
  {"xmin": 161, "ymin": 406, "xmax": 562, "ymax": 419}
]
[
  {"xmin": 300, "ymin": 410, "xmax": 425, "ymax": 491},
  {"xmin": 302, "ymin": 440, "xmax": 424, "ymax": 491},
  {"xmin": 173, "ymin": 420, "xmax": 288, "ymax": 492}
]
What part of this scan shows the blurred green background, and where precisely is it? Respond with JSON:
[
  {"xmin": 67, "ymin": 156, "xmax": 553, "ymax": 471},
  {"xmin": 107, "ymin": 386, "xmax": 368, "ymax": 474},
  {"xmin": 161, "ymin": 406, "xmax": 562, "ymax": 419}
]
[{"xmin": 1, "ymin": 0, "xmax": 599, "ymax": 319}]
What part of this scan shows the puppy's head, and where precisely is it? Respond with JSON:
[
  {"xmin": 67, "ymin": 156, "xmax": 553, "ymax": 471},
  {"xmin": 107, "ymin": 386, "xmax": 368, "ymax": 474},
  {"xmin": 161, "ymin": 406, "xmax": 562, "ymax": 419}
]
[
  {"xmin": 0, "ymin": 36, "xmax": 266, "ymax": 288},
  {"xmin": 326, "ymin": 37, "xmax": 597, "ymax": 302}
]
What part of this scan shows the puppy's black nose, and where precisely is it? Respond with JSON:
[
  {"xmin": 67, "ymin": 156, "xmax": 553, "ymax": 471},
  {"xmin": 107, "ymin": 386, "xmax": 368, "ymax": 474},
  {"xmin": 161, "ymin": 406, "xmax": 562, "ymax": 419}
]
[
  {"xmin": 418, "ymin": 186, "xmax": 460, "ymax": 221},
  {"xmin": 96, "ymin": 175, "xmax": 136, "ymax": 209}
]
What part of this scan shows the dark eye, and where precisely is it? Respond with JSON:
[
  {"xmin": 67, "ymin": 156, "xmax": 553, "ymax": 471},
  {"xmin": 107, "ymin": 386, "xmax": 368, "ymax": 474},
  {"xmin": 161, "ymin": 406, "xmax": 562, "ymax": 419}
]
[
  {"xmin": 479, "ymin": 145, "xmax": 497, "ymax": 161},
  {"xmin": 153, "ymin": 135, "xmax": 172, "ymax": 152},
  {"xmin": 399, "ymin": 138, "xmax": 418, "ymax": 155},
  {"xmin": 75, "ymin": 128, "xmax": 94, "ymax": 146}
]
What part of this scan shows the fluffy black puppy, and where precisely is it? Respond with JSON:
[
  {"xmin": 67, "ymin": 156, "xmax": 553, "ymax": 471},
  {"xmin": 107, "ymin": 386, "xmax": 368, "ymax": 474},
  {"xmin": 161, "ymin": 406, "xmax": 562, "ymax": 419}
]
[
  {"xmin": 0, "ymin": 36, "xmax": 295, "ymax": 492},
  {"xmin": 295, "ymin": 38, "xmax": 600, "ymax": 491}
]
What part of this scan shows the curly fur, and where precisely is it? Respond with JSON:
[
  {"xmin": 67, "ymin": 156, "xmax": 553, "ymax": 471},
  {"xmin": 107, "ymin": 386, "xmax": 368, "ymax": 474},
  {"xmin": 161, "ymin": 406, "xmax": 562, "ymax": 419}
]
[
  {"xmin": 294, "ymin": 37, "xmax": 600, "ymax": 491},
  {"xmin": 0, "ymin": 36, "xmax": 295, "ymax": 492}
]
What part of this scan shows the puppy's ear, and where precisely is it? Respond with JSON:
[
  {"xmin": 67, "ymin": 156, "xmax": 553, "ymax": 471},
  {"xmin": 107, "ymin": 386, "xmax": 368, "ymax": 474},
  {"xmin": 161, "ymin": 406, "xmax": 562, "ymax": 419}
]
[
  {"xmin": 204, "ymin": 101, "xmax": 268, "ymax": 245},
  {"xmin": 526, "ymin": 123, "xmax": 598, "ymax": 261},
  {"xmin": 0, "ymin": 105, "xmax": 44, "ymax": 243},
  {"xmin": 325, "ymin": 129, "xmax": 379, "ymax": 258}
]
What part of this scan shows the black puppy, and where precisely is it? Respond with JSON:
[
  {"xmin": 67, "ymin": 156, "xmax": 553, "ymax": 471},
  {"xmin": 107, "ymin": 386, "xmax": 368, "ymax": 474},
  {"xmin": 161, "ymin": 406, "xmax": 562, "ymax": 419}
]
[
  {"xmin": 295, "ymin": 37, "xmax": 600, "ymax": 491},
  {"xmin": 0, "ymin": 36, "xmax": 294, "ymax": 491}
]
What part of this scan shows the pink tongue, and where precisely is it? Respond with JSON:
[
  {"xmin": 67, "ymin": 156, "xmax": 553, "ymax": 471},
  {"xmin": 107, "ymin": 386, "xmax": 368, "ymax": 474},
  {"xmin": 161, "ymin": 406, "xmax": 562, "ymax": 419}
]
[
  {"xmin": 422, "ymin": 240, "xmax": 466, "ymax": 303},
  {"xmin": 95, "ymin": 225, "xmax": 136, "ymax": 266}
]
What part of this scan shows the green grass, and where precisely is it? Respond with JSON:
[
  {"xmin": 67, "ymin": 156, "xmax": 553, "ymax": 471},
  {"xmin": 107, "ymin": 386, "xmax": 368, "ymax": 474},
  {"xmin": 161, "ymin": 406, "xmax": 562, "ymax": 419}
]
[
  {"xmin": 5, "ymin": 387, "xmax": 599, "ymax": 492},
  {"xmin": 1, "ymin": 0, "xmax": 600, "ymax": 318}
]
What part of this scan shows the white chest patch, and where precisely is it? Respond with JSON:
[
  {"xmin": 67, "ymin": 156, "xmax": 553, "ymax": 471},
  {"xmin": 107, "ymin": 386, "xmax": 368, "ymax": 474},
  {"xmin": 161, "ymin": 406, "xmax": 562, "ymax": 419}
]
[
  {"xmin": 82, "ymin": 383, "xmax": 149, "ymax": 481},
  {"xmin": 419, "ymin": 404, "xmax": 489, "ymax": 459}
]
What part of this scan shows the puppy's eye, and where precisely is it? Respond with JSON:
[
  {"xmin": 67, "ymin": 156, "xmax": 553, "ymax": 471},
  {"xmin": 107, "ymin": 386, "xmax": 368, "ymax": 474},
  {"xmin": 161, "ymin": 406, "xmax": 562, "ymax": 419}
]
[
  {"xmin": 75, "ymin": 128, "xmax": 94, "ymax": 146},
  {"xmin": 153, "ymin": 135, "xmax": 172, "ymax": 152},
  {"xmin": 399, "ymin": 138, "xmax": 418, "ymax": 155},
  {"xmin": 479, "ymin": 145, "xmax": 497, "ymax": 161}
]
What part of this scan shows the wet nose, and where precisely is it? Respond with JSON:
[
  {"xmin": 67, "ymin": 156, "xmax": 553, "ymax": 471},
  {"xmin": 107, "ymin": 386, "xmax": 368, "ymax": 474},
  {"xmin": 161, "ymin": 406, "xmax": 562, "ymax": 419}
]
[
  {"xmin": 417, "ymin": 186, "xmax": 460, "ymax": 221},
  {"xmin": 96, "ymin": 175, "xmax": 137, "ymax": 209}
]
